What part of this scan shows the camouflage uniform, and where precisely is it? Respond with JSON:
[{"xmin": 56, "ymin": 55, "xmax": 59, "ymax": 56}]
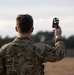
[{"xmin": 0, "ymin": 37, "xmax": 66, "ymax": 75}]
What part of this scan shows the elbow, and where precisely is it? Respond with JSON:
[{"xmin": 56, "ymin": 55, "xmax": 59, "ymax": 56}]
[
  {"xmin": 54, "ymin": 54, "xmax": 65, "ymax": 62},
  {"xmin": 50, "ymin": 54, "xmax": 65, "ymax": 63}
]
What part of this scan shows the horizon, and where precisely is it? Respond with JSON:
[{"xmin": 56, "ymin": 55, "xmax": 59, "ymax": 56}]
[{"xmin": 0, "ymin": 0, "xmax": 74, "ymax": 38}]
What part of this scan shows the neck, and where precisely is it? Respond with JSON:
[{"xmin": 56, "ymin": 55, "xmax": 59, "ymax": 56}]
[{"xmin": 17, "ymin": 33, "xmax": 31, "ymax": 38}]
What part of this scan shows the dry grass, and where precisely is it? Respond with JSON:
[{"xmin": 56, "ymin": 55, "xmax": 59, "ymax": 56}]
[{"xmin": 44, "ymin": 57, "xmax": 74, "ymax": 75}]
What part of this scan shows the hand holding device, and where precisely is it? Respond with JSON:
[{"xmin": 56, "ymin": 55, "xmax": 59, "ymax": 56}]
[{"xmin": 52, "ymin": 17, "xmax": 62, "ymax": 37}]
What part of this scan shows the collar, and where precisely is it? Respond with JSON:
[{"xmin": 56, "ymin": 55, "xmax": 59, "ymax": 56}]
[{"xmin": 13, "ymin": 37, "xmax": 32, "ymax": 42}]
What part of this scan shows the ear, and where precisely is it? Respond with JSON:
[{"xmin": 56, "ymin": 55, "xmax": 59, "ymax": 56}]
[
  {"xmin": 30, "ymin": 27, "xmax": 34, "ymax": 33},
  {"xmin": 15, "ymin": 26, "xmax": 18, "ymax": 32}
]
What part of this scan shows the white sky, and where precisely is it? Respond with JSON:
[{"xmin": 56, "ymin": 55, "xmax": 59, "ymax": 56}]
[{"xmin": 0, "ymin": 0, "xmax": 74, "ymax": 38}]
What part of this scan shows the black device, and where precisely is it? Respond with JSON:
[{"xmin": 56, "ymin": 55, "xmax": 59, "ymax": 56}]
[{"xmin": 52, "ymin": 17, "xmax": 59, "ymax": 28}]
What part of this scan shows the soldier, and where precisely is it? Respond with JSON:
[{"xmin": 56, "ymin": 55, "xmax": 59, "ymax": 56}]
[{"xmin": 0, "ymin": 14, "xmax": 66, "ymax": 75}]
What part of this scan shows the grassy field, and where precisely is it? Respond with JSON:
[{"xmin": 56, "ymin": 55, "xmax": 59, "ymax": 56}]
[{"xmin": 44, "ymin": 57, "xmax": 74, "ymax": 75}]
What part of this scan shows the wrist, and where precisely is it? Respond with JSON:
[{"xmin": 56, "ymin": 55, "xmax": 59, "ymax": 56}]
[
  {"xmin": 55, "ymin": 35, "xmax": 61, "ymax": 39},
  {"xmin": 55, "ymin": 36, "xmax": 63, "ymax": 42}
]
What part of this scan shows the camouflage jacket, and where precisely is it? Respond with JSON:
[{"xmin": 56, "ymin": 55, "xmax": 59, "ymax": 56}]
[{"xmin": 0, "ymin": 37, "xmax": 66, "ymax": 75}]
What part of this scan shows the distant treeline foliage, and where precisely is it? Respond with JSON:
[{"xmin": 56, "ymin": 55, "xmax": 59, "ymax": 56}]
[{"xmin": 0, "ymin": 31, "xmax": 74, "ymax": 49}]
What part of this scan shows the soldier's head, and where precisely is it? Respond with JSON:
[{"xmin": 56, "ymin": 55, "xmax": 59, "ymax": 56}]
[{"xmin": 16, "ymin": 14, "xmax": 34, "ymax": 34}]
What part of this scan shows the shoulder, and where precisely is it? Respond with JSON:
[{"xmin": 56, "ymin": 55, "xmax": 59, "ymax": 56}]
[
  {"xmin": 34, "ymin": 43, "xmax": 53, "ymax": 50},
  {"xmin": 34, "ymin": 43, "xmax": 46, "ymax": 50},
  {"xmin": 33, "ymin": 43, "xmax": 48, "ymax": 55},
  {"xmin": 0, "ymin": 42, "xmax": 11, "ymax": 53}
]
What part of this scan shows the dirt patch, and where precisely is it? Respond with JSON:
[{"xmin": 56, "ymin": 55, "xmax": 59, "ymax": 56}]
[{"xmin": 44, "ymin": 58, "xmax": 74, "ymax": 75}]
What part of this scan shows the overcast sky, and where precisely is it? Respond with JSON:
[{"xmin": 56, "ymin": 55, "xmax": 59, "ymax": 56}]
[{"xmin": 0, "ymin": 0, "xmax": 74, "ymax": 38}]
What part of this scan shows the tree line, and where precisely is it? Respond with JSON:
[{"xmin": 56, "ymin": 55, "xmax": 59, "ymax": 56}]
[{"xmin": 0, "ymin": 31, "xmax": 74, "ymax": 49}]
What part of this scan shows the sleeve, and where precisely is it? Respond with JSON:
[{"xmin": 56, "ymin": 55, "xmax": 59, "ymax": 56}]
[
  {"xmin": 0, "ymin": 48, "xmax": 6, "ymax": 75},
  {"xmin": 43, "ymin": 37, "xmax": 66, "ymax": 62},
  {"xmin": 0, "ymin": 44, "xmax": 10, "ymax": 75}
]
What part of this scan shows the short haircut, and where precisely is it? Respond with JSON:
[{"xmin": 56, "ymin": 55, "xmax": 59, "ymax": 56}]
[{"xmin": 16, "ymin": 14, "xmax": 33, "ymax": 33}]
